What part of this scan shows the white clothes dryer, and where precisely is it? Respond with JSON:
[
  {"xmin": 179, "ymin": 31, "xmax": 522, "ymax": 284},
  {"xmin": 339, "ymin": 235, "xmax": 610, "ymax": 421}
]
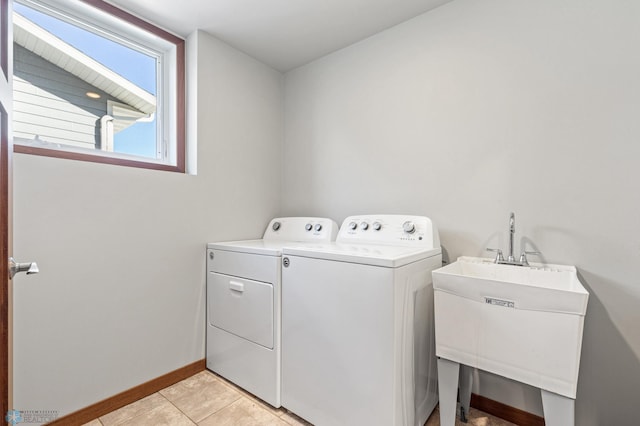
[
  {"xmin": 206, "ymin": 217, "xmax": 338, "ymax": 407},
  {"xmin": 281, "ymin": 215, "xmax": 442, "ymax": 425}
]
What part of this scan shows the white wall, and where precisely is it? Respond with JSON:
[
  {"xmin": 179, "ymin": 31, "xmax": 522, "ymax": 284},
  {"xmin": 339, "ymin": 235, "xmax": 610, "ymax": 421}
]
[
  {"xmin": 11, "ymin": 30, "xmax": 283, "ymax": 417},
  {"xmin": 282, "ymin": 0, "xmax": 640, "ymax": 423}
]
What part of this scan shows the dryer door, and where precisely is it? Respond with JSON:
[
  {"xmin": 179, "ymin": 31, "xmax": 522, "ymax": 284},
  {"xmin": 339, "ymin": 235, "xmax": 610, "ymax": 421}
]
[{"xmin": 209, "ymin": 272, "xmax": 274, "ymax": 349}]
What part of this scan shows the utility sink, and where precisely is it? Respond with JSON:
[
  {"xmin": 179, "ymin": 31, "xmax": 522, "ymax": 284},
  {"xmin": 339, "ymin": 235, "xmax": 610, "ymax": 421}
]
[
  {"xmin": 434, "ymin": 256, "xmax": 588, "ymax": 315},
  {"xmin": 432, "ymin": 256, "xmax": 589, "ymax": 399}
]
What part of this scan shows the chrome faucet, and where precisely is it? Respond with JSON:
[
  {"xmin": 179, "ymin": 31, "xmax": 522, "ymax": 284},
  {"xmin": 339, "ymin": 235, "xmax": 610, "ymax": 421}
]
[
  {"xmin": 487, "ymin": 212, "xmax": 540, "ymax": 266},
  {"xmin": 508, "ymin": 212, "xmax": 516, "ymax": 262}
]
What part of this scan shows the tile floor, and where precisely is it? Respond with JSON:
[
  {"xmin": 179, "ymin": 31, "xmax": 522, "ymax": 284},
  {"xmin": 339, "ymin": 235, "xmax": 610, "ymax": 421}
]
[{"xmin": 82, "ymin": 370, "xmax": 516, "ymax": 426}]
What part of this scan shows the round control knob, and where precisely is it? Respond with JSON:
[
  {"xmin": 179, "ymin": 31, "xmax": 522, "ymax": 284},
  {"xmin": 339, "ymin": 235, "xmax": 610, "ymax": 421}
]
[
  {"xmin": 372, "ymin": 222, "xmax": 382, "ymax": 231},
  {"xmin": 349, "ymin": 221, "xmax": 358, "ymax": 230},
  {"xmin": 272, "ymin": 221, "xmax": 281, "ymax": 231},
  {"xmin": 314, "ymin": 223, "xmax": 323, "ymax": 232},
  {"xmin": 305, "ymin": 223, "xmax": 313, "ymax": 231},
  {"xmin": 360, "ymin": 222, "xmax": 369, "ymax": 230},
  {"xmin": 403, "ymin": 221, "xmax": 416, "ymax": 234}
]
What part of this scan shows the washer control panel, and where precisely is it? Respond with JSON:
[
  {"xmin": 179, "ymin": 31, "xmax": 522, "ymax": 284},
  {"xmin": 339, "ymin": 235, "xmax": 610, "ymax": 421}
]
[
  {"xmin": 337, "ymin": 215, "xmax": 440, "ymax": 248},
  {"xmin": 264, "ymin": 217, "xmax": 339, "ymax": 242}
]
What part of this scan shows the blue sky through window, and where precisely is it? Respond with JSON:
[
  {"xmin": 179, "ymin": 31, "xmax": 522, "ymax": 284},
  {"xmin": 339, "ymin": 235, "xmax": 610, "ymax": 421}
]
[{"xmin": 14, "ymin": 2, "xmax": 158, "ymax": 159}]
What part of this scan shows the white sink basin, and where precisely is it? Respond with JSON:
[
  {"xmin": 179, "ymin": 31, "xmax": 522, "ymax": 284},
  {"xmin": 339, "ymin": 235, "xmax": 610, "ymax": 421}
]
[
  {"xmin": 433, "ymin": 256, "xmax": 588, "ymax": 315},
  {"xmin": 432, "ymin": 256, "xmax": 589, "ymax": 399}
]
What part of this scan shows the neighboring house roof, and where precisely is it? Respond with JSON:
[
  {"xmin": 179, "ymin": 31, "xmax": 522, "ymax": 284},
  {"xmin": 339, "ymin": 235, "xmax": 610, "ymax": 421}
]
[{"xmin": 13, "ymin": 12, "xmax": 156, "ymax": 117}]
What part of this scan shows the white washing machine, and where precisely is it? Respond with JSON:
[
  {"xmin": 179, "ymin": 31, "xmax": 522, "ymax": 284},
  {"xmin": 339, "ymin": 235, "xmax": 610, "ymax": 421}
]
[
  {"xmin": 281, "ymin": 215, "xmax": 442, "ymax": 425},
  {"xmin": 206, "ymin": 217, "xmax": 339, "ymax": 407}
]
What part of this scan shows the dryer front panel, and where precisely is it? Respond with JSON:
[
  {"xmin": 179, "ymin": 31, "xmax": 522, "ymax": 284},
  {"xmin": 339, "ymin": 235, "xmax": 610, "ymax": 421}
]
[
  {"xmin": 208, "ymin": 249, "xmax": 279, "ymax": 283},
  {"xmin": 209, "ymin": 272, "xmax": 274, "ymax": 349}
]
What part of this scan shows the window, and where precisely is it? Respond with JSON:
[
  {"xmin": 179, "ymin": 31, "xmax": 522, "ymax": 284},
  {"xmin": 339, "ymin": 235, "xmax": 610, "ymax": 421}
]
[{"xmin": 12, "ymin": 0, "xmax": 185, "ymax": 172}]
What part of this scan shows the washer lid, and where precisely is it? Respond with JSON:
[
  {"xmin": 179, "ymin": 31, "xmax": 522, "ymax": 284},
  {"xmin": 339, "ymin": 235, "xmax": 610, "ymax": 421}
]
[
  {"xmin": 207, "ymin": 240, "xmax": 287, "ymax": 256},
  {"xmin": 282, "ymin": 243, "xmax": 441, "ymax": 268}
]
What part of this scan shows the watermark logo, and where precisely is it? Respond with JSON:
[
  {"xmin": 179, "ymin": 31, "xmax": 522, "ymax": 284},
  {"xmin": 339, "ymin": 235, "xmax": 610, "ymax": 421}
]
[
  {"xmin": 5, "ymin": 410, "xmax": 58, "ymax": 424},
  {"xmin": 5, "ymin": 410, "xmax": 22, "ymax": 425}
]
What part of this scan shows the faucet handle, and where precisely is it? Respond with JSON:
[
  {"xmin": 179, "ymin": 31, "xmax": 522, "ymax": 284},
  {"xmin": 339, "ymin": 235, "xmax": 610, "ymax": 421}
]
[
  {"xmin": 519, "ymin": 251, "xmax": 540, "ymax": 266},
  {"xmin": 486, "ymin": 248, "xmax": 504, "ymax": 263}
]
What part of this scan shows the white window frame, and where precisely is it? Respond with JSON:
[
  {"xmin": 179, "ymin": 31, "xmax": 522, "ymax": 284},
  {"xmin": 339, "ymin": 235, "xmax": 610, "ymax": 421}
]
[{"xmin": 13, "ymin": 0, "xmax": 185, "ymax": 172}]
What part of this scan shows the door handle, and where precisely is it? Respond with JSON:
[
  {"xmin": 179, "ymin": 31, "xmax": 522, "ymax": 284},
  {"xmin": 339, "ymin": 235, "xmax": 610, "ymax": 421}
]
[{"xmin": 9, "ymin": 257, "xmax": 39, "ymax": 279}]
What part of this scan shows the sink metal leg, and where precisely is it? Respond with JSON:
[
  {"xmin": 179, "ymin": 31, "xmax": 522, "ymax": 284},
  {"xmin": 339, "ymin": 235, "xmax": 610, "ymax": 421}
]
[
  {"xmin": 458, "ymin": 364, "xmax": 473, "ymax": 422},
  {"xmin": 541, "ymin": 389, "xmax": 575, "ymax": 426},
  {"xmin": 437, "ymin": 358, "xmax": 459, "ymax": 426}
]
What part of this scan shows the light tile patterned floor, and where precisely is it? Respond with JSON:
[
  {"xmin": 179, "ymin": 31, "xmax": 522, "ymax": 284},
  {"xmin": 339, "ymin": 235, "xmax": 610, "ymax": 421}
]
[{"xmin": 82, "ymin": 370, "xmax": 515, "ymax": 425}]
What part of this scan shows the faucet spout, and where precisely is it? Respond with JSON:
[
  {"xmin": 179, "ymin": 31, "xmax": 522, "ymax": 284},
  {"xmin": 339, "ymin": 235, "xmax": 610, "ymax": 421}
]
[
  {"xmin": 508, "ymin": 212, "xmax": 515, "ymax": 262},
  {"xmin": 488, "ymin": 211, "xmax": 540, "ymax": 266}
]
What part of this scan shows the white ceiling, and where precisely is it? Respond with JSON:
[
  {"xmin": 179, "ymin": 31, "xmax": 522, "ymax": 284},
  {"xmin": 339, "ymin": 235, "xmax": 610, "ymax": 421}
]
[{"xmin": 107, "ymin": 0, "xmax": 452, "ymax": 71}]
